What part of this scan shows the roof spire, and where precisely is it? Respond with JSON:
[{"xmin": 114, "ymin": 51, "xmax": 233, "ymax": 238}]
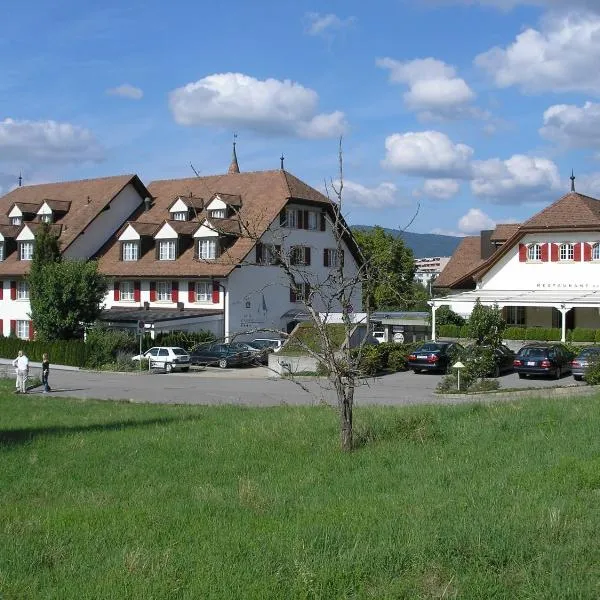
[
  {"xmin": 280, "ymin": 153, "xmax": 285, "ymax": 170},
  {"xmin": 570, "ymin": 169, "xmax": 576, "ymax": 192},
  {"xmin": 228, "ymin": 133, "xmax": 240, "ymax": 174},
  {"xmin": 18, "ymin": 172, "xmax": 22, "ymax": 187}
]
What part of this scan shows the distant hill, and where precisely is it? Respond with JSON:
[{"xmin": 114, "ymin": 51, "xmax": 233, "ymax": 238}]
[{"xmin": 352, "ymin": 226, "xmax": 462, "ymax": 258}]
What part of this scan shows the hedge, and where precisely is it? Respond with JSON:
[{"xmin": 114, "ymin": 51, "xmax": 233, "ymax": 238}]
[
  {"xmin": 0, "ymin": 337, "xmax": 87, "ymax": 367},
  {"xmin": 439, "ymin": 325, "xmax": 600, "ymax": 343}
]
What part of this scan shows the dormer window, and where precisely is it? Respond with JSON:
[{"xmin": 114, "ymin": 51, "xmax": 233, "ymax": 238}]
[
  {"xmin": 19, "ymin": 241, "xmax": 33, "ymax": 261},
  {"xmin": 198, "ymin": 238, "xmax": 218, "ymax": 260},
  {"xmin": 40, "ymin": 214, "xmax": 53, "ymax": 224},
  {"xmin": 172, "ymin": 211, "xmax": 188, "ymax": 221},
  {"xmin": 209, "ymin": 209, "xmax": 226, "ymax": 219},
  {"xmin": 11, "ymin": 216, "xmax": 22, "ymax": 226},
  {"xmin": 122, "ymin": 241, "xmax": 139, "ymax": 261},
  {"xmin": 0, "ymin": 242, "xmax": 5, "ymax": 262},
  {"xmin": 559, "ymin": 243, "xmax": 574, "ymax": 261},
  {"xmin": 158, "ymin": 240, "xmax": 176, "ymax": 261}
]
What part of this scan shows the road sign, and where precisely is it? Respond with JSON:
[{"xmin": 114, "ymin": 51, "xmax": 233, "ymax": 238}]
[{"xmin": 137, "ymin": 320, "xmax": 145, "ymax": 334}]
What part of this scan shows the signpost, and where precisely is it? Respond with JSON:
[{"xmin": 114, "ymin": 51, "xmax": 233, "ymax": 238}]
[
  {"xmin": 137, "ymin": 320, "xmax": 144, "ymax": 373},
  {"xmin": 453, "ymin": 361, "xmax": 465, "ymax": 392}
]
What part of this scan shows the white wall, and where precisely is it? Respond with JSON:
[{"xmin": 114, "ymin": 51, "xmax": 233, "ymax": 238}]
[{"xmin": 64, "ymin": 183, "xmax": 144, "ymax": 258}]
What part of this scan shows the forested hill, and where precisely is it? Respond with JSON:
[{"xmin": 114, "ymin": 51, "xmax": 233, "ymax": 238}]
[{"xmin": 352, "ymin": 226, "xmax": 462, "ymax": 258}]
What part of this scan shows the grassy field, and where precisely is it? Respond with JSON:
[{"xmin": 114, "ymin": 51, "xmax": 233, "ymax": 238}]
[{"xmin": 1, "ymin": 381, "xmax": 600, "ymax": 599}]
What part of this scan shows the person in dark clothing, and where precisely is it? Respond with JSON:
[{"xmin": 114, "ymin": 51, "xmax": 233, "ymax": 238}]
[{"xmin": 41, "ymin": 353, "xmax": 51, "ymax": 393}]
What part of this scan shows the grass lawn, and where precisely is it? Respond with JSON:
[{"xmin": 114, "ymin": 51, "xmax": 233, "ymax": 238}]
[{"xmin": 1, "ymin": 381, "xmax": 600, "ymax": 599}]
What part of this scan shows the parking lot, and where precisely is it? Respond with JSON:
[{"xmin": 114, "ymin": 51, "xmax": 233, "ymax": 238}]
[{"xmin": 27, "ymin": 364, "xmax": 588, "ymax": 407}]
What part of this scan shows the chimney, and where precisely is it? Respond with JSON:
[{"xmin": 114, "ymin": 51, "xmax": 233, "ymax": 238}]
[
  {"xmin": 480, "ymin": 229, "xmax": 495, "ymax": 260},
  {"xmin": 144, "ymin": 197, "xmax": 152, "ymax": 211}
]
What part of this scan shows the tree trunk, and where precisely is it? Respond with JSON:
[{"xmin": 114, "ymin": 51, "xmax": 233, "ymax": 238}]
[{"xmin": 338, "ymin": 385, "xmax": 354, "ymax": 452}]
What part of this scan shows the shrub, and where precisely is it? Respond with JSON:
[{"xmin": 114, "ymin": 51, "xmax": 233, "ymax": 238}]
[
  {"xmin": 387, "ymin": 348, "xmax": 408, "ymax": 371},
  {"xmin": 155, "ymin": 330, "xmax": 216, "ymax": 350},
  {"xmin": 568, "ymin": 328, "xmax": 597, "ymax": 343},
  {"xmin": 85, "ymin": 327, "xmax": 137, "ymax": 368},
  {"xmin": 0, "ymin": 337, "xmax": 87, "ymax": 367},
  {"xmin": 439, "ymin": 324, "xmax": 461, "ymax": 338},
  {"xmin": 585, "ymin": 358, "xmax": 600, "ymax": 385},
  {"xmin": 595, "ymin": 330, "xmax": 600, "ymax": 343},
  {"xmin": 356, "ymin": 345, "xmax": 384, "ymax": 376},
  {"xmin": 436, "ymin": 306, "xmax": 465, "ymax": 327},
  {"xmin": 504, "ymin": 327, "xmax": 526, "ymax": 340}
]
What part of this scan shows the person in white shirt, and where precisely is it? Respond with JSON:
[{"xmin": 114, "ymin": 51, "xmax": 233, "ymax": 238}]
[{"xmin": 12, "ymin": 350, "xmax": 29, "ymax": 394}]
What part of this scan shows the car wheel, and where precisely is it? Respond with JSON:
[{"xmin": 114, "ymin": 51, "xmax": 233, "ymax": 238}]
[
  {"xmin": 412, "ymin": 369, "xmax": 421, "ymax": 374},
  {"xmin": 574, "ymin": 375, "xmax": 583, "ymax": 381},
  {"xmin": 181, "ymin": 367, "xmax": 189, "ymax": 372},
  {"xmin": 554, "ymin": 367, "xmax": 561, "ymax": 380},
  {"xmin": 518, "ymin": 373, "xmax": 526, "ymax": 379},
  {"xmin": 218, "ymin": 358, "xmax": 228, "ymax": 369},
  {"xmin": 165, "ymin": 363, "xmax": 173, "ymax": 374}
]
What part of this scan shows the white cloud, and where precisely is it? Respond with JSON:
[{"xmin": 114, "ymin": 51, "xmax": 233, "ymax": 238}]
[
  {"xmin": 0, "ymin": 118, "xmax": 103, "ymax": 163},
  {"xmin": 471, "ymin": 154, "xmax": 560, "ymax": 203},
  {"xmin": 377, "ymin": 57, "xmax": 477, "ymax": 120},
  {"xmin": 106, "ymin": 83, "xmax": 143, "ymax": 100},
  {"xmin": 340, "ymin": 180, "xmax": 406, "ymax": 208},
  {"xmin": 540, "ymin": 101, "xmax": 600, "ymax": 147},
  {"xmin": 382, "ymin": 130, "xmax": 474, "ymax": 178},
  {"xmin": 430, "ymin": 227, "xmax": 467, "ymax": 237},
  {"xmin": 420, "ymin": 178, "xmax": 461, "ymax": 199},
  {"xmin": 475, "ymin": 12, "xmax": 600, "ymax": 94},
  {"xmin": 569, "ymin": 171, "xmax": 600, "ymax": 196},
  {"xmin": 458, "ymin": 208, "xmax": 496, "ymax": 233},
  {"xmin": 305, "ymin": 12, "xmax": 355, "ymax": 36},
  {"xmin": 168, "ymin": 72, "xmax": 346, "ymax": 139}
]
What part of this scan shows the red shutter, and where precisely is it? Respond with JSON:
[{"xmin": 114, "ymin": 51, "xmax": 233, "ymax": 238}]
[
  {"xmin": 10, "ymin": 281, "xmax": 16, "ymax": 300},
  {"xmin": 584, "ymin": 243, "xmax": 593, "ymax": 261},
  {"xmin": 518, "ymin": 244, "xmax": 527, "ymax": 262},
  {"xmin": 290, "ymin": 286, "xmax": 297, "ymax": 303},
  {"xmin": 134, "ymin": 281, "xmax": 140, "ymax": 302},
  {"xmin": 113, "ymin": 282, "xmax": 120, "ymax": 301},
  {"xmin": 188, "ymin": 281, "xmax": 195, "ymax": 303},
  {"xmin": 28, "ymin": 321, "xmax": 34, "ymax": 341},
  {"xmin": 540, "ymin": 243, "xmax": 549, "ymax": 262},
  {"xmin": 550, "ymin": 243, "xmax": 559, "ymax": 262},
  {"xmin": 323, "ymin": 248, "xmax": 329, "ymax": 267},
  {"xmin": 212, "ymin": 281, "xmax": 220, "ymax": 304},
  {"xmin": 0, "ymin": 319, "xmax": 4, "ymax": 337},
  {"xmin": 149, "ymin": 281, "xmax": 156, "ymax": 302},
  {"xmin": 574, "ymin": 242, "xmax": 582, "ymax": 262},
  {"xmin": 10, "ymin": 320, "xmax": 15, "ymax": 336},
  {"xmin": 172, "ymin": 281, "xmax": 178, "ymax": 303}
]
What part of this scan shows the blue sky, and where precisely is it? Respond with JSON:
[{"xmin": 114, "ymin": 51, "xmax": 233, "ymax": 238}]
[{"xmin": 1, "ymin": 0, "xmax": 600, "ymax": 235}]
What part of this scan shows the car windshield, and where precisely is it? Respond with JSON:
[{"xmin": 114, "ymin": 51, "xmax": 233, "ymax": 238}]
[
  {"xmin": 519, "ymin": 347, "xmax": 549, "ymax": 357},
  {"xmin": 252, "ymin": 340, "xmax": 277, "ymax": 348},
  {"xmin": 172, "ymin": 348, "xmax": 187, "ymax": 355},
  {"xmin": 416, "ymin": 344, "xmax": 443, "ymax": 353}
]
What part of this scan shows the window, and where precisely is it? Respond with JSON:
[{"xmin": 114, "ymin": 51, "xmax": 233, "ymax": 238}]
[
  {"xmin": 16, "ymin": 320, "xmax": 30, "ymax": 340},
  {"xmin": 172, "ymin": 211, "xmax": 188, "ymax": 221},
  {"xmin": 0, "ymin": 242, "xmax": 4, "ymax": 262},
  {"xmin": 209, "ymin": 209, "xmax": 226, "ymax": 219},
  {"xmin": 559, "ymin": 243, "xmax": 574, "ymax": 261},
  {"xmin": 198, "ymin": 238, "xmax": 218, "ymax": 260},
  {"xmin": 593, "ymin": 243, "xmax": 600, "ymax": 261},
  {"xmin": 16, "ymin": 281, "xmax": 29, "ymax": 300},
  {"xmin": 157, "ymin": 281, "xmax": 172, "ymax": 301},
  {"xmin": 11, "ymin": 216, "xmax": 22, "ymax": 226},
  {"xmin": 159, "ymin": 240, "xmax": 176, "ymax": 261},
  {"xmin": 285, "ymin": 208, "xmax": 297, "ymax": 228},
  {"xmin": 324, "ymin": 248, "xmax": 343, "ymax": 268},
  {"xmin": 504, "ymin": 306, "xmax": 525, "ymax": 326},
  {"xmin": 307, "ymin": 211, "xmax": 317, "ymax": 230},
  {"xmin": 40, "ymin": 214, "xmax": 53, "ymax": 224},
  {"xmin": 552, "ymin": 308, "xmax": 561, "ymax": 329},
  {"xmin": 195, "ymin": 281, "xmax": 211, "ymax": 302},
  {"xmin": 20, "ymin": 242, "xmax": 33, "ymax": 261},
  {"xmin": 256, "ymin": 243, "xmax": 280, "ymax": 265},
  {"xmin": 527, "ymin": 243, "xmax": 541, "ymax": 261},
  {"xmin": 119, "ymin": 281, "xmax": 135, "ymax": 301},
  {"xmin": 290, "ymin": 282, "xmax": 310, "ymax": 303},
  {"xmin": 290, "ymin": 246, "xmax": 311, "ymax": 266},
  {"xmin": 122, "ymin": 241, "xmax": 139, "ymax": 261}
]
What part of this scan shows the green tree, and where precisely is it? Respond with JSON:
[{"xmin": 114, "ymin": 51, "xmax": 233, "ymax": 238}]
[
  {"xmin": 467, "ymin": 299, "xmax": 506, "ymax": 347},
  {"xmin": 436, "ymin": 305, "xmax": 466, "ymax": 327},
  {"xmin": 29, "ymin": 226, "xmax": 107, "ymax": 340},
  {"xmin": 353, "ymin": 226, "xmax": 415, "ymax": 311}
]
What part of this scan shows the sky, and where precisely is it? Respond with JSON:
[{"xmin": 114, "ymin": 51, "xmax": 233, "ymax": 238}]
[{"xmin": 2, "ymin": 0, "xmax": 600, "ymax": 236}]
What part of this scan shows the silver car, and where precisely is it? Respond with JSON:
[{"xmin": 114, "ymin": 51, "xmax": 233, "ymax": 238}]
[{"xmin": 571, "ymin": 347, "xmax": 600, "ymax": 381}]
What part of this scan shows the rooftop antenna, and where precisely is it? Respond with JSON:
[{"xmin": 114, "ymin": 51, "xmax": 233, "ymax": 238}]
[
  {"xmin": 18, "ymin": 172, "xmax": 22, "ymax": 187},
  {"xmin": 570, "ymin": 169, "xmax": 576, "ymax": 192},
  {"xmin": 280, "ymin": 153, "xmax": 285, "ymax": 170}
]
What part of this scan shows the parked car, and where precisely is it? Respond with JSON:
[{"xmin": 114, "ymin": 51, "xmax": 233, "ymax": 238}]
[
  {"xmin": 408, "ymin": 341, "xmax": 463, "ymax": 374},
  {"xmin": 230, "ymin": 341, "xmax": 269, "ymax": 365},
  {"xmin": 131, "ymin": 346, "xmax": 190, "ymax": 373},
  {"xmin": 250, "ymin": 338, "xmax": 285, "ymax": 353},
  {"xmin": 464, "ymin": 343, "xmax": 515, "ymax": 377},
  {"xmin": 190, "ymin": 343, "xmax": 254, "ymax": 369},
  {"xmin": 513, "ymin": 343, "xmax": 575, "ymax": 379},
  {"xmin": 570, "ymin": 346, "xmax": 600, "ymax": 381}
]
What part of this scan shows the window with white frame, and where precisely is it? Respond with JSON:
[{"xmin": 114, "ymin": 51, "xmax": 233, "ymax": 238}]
[
  {"xmin": 290, "ymin": 245, "xmax": 310, "ymax": 266},
  {"xmin": 504, "ymin": 306, "xmax": 525, "ymax": 326},
  {"xmin": 559, "ymin": 243, "xmax": 574, "ymax": 261},
  {"xmin": 291, "ymin": 282, "xmax": 310, "ymax": 303},
  {"xmin": 285, "ymin": 208, "xmax": 297, "ymax": 228},
  {"xmin": 122, "ymin": 241, "xmax": 139, "ymax": 261},
  {"xmin": 195, "ymin": 281, "xmax": 211, "ymax": 302},
  {"xmin": 209, "ymin": 209, "xmax": 226, "ymax": 219},
  {"xmin": 20, "ymin": 241, "xmax": 33, "ymax": 261},
  {"xmin": 0, "ymin": 242, "xmax": 5, "ymax": 262},
  {"xmin": 119, "ymin": 281, "xmax": 135, "ymax": 301},
  {"xmin": 16, "ymin": 280, "xmax": 29, "ymax": 300},
  {"xmin": 198, "ymin": 238, "xmax": 218, "ymax": 260},
  {"xmin": 593, "ymin": 243, "xmax": 600, "ymax": 261},
  {"xmin": 11, "ymin": 216, "xmax": 22, "ymax": 226},
  {"xmin": 324, "ymin": 248, "xmax": 342, "ymax": 268},
  {"xmin": 172, "ymin": 211, "xmax": 187, "ymax": 221},
  {"xmin": 307, "ymin": 211, "xmax": 317, "ymax": 230},
  {"xmin": 40, "ymin": 214, "xmax": 53, "ymax": 224},
  {"xmin": 16, "ymin": 320, "xmax": 29, "ymax": 340},
  {"xmin": 527, "ymin": 243, "xmax": 541, "ymax": 261},
  {"xmin": 157, "ymin": 281, "xmax": 172, "ymax": 301},
  {"xmin": 159, "ymin": 240, "xmax": 176, "ymax": 261}
]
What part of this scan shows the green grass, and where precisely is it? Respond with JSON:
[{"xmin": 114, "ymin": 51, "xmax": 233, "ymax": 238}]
[
  {"xmin": 2, "ymin": 380, "xmax": 600, "ymax": 599},
  {"xmin": 279, "ymin": 322, "xmax": 347, "ymax": 356}
]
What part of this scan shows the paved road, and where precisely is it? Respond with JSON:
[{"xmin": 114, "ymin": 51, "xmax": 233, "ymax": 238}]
[{"xmin": 25, "ymin": 366, "xmax": 587, "ymax": 407}]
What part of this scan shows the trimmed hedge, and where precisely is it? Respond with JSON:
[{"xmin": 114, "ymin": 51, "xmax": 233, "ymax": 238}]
[
  {"xmin": 0, "ymin": 337, "xmax": 87, "ymax": 367},
  {"xmin": 440, "ymin": 324, "xmax": 600, "ymax": 343}
]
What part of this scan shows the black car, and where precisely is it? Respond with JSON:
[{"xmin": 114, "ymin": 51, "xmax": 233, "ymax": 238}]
[
  {"xmin": 513, "ymin": 343, "xmax": 574, "ymax": 379},
  {"xmin": 465, "ymin": 343, "xmax": 515, "ymax": 377},
  {"xmin": 408, "ymin": 341, "xmax": 463, "ymax": 374},
  {"xmin": 190, "ymin": 343, "xmax": 254, "ymax": 369},
  {"xmin": 230, "ymin": 342, "xmax": 269, "ymax": 365},
  {"xmin": 570, "ymin": 347, "xmax": 600, "ymax": 381}
]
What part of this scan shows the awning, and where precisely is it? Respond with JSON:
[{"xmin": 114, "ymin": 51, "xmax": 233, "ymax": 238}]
[
  {"xmin": 98, "ymin": 307, "xmax": 223, "ymax": 325},
  {"xmin": 432, "ymin": 289, "xmax": 600, "ymax": 308},
  {"xmin": 280, "ymin": 309, "xmax": 311, "ymax": 320}
]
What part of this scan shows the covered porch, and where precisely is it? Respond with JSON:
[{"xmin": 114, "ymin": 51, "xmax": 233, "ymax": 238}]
[{"xmin": 430, "ymin": 289, "xmax": 600, "ymax": 342}]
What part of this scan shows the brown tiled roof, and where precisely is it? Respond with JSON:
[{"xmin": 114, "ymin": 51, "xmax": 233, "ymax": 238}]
[
  {"xmin": 523, "ymin": 192, "xmax": 600, "ymax": 229},
  {"xmin": 0, "ymin": 174, "xmax": 149, "ymax": 276},
  {"xmin": 0, "ymin": 225, "xmax": 22, "ymax": 239},
  {"xmin": 167, "ymin": 195, "xmax": 204, "ymax": 212},
  {"xmin": 211, "ymin": 192, "xmax": 242, "ymax": 207},
  {"xmin": 24, "ymin": 222, "xmax": 63, "ymax": 237},
  {"xmin": 9, "ymin": 202, "xmax": 40, "ymax": 215},
  {"xmin": 490, "ymin": 223, "xmax": 520, "ymax": 242},
  {"xmin": 168, "ymin": 221, "xmax": 199, "ymax": 236},
  {"xmin": 99, "ymin": 169, "xmax": 333, "ymax": 278},
  {"xmin": 117, "ymin": 221, "xmax": 159, "ymax": 237},
  {"xmin": 205, "ymin": 218, "xmax": 241, "ymax": 236},
  {"xmin": 433, "ymin": 236, "xmax": 483, "ymax": 289},
  {"xmin": 43, "ymin": 199, "xmax": 72, "ymax": 213}
]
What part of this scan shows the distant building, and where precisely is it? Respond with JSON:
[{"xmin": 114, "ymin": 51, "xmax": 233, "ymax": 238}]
[{"xmin": 414, "ymin": 256, "xmax": 450, "ymax": 288}]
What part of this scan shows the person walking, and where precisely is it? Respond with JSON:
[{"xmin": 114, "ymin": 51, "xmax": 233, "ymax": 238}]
[
  {"xmin": 12, "ymin": 350, "xmax": 29, "ymax": 394},
  {"xmin": 41, "ymin": 353, "xmax": 51, "ymax": 393}
]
